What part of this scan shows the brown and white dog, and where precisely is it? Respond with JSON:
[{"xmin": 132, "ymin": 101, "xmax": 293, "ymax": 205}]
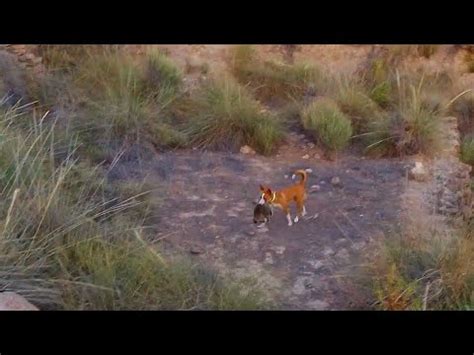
[{"xmin": 257, "ymin": 168, "xmax": 312, "ymax": 226}]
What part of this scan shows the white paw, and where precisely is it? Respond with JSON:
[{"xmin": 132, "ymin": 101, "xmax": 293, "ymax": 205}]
[
  {"xmin": 288, "ymin": 221, "xmax": 293, "ymax": 226},
  {"xmin": 294, "ymin": 216, "xmax": 299, "ymax": 223}
]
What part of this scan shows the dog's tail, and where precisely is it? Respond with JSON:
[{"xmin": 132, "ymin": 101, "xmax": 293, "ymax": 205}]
[{"xmin": 292, "ymin": 168, "xmax": 312, "ymax": 185}]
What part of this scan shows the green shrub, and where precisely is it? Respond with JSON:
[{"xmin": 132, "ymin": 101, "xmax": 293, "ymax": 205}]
[
  {"xmin": 364, "ymin": 75, "xmax": 442, "ymax": 157},
  {"xmin": 182, "ymin": 76, "xmax": 283, "ymax": 155},
  {"xmin": 461, "ymin": 136, "xmax": 474, "ymax": 166},
  {"xmin": 335, "ymin": 78, "xmax": 381, "ymax": 134},
  {"xmin": 302, "ymin": 98, "xmax": 353, "ymax": 153},
  {"xmin": 368, "ymin": 224, "xmax": 474, "ymax": 310},
  {"xmin": 230, "ymin": 46, "xmax": 326, "ymax": 102}
]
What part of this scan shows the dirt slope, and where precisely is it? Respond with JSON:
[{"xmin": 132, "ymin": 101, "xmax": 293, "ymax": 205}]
[{"xmin": 108, "ymin": 133, "xmax": 407, "ymax": 309}]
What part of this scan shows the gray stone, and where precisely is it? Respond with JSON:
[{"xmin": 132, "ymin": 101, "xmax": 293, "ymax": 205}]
[
  {"xmin": 190, "ymin": 245, "xmax": 204, "ymax": 254},
  {"xmin": 336, "ymin": 248, "xmax": 350, "ymax": 260},
  {"xmin": 306, "ymin": 300, "xmax": 330, "ymax": 310},
  {"xmin": 240, "ymin": 145, "xmax": 256, "ymax": 155},
  {"xmin": 264, "ymin": 252, "xmax": 274, "ymax": 265},
  {"xmin": 331, "ymin": 176, "xmax": 342, "ymax": 187},
  {"xmin": 271, "ymin": 246, "xmax": 286, "ymax": 255},
  {"xmin": 322, "ymin": 247, "xmax": 335, "ymax": 257},
  {"xmin": 0, "ymin": 292, "xmax": 38, "ymax": 311},
  {"xmin": 409, "ymin": 162, "xmax": 429, "ymax": 182},
  {"xmin": 308, "ymin": 260, "xmax": 324, "ymax": 270}
]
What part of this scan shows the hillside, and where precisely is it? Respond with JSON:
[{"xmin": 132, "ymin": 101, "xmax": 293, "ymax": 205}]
[{"xmin": 0, "ymin": 44, "xmax": 472, "ymax": 310}]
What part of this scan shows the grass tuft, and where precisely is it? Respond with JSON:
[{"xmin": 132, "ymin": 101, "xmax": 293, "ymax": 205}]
[
  {"xmin": 182, "ymin": 76, "xmax": 283, "ymax": 155},
  {"xmin": 302, "ymin": 98, "xmax": 353, "ymax": 154}
]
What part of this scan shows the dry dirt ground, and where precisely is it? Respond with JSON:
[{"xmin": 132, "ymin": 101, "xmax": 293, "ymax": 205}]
[{"xmin": 109, "ymin": 133, "xmax": 408, "ymax": 309}]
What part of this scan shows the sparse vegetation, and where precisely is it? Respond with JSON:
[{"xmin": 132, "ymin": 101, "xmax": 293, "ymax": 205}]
[
  {"xmin": 364, "ymin": 73, "xmax": 442, "ymax": 156},
  {"xmin": 449, "ymin": 91, "xmax": 474, "ymax": 140},
  {"xmin": 2, "ymin": 44, "xmax": 473, "ymax": 311},
  {"xmin": 461, "ymin": 136, "xmax": 474, "ymax": 166},
  {"xmin": 230, "ymin": 45, "xmax": 325, "ymax": 103},
  {"xmin": 416, "ymin": 45, "xmax": 439, "ymax": 59},
  {"xmin": 302, "ymin": 98, "xmax": 353, "ymax": 154},
  {"xmin": 369, "ymin": 225, "xmax": 474, "ymax": 310},
  {"xmin": 464, "ymin": 52, "xmax": 474, "ymax": 73},
  {"xmin": 335, "ymin": 77, "xmax": 382, "ymax": 134},
  {"xmin": 31, "ymin": 47, "xmax": 187, "ymax": 162},
  {"xmin": 182, "ymin": 76, "xmax": 283, "ymax": 155},
  {"xmin": 0, "ymin": 103, "xmax": 268, "ymax": 310},
  {"xmin": 37, "ymin": 45, "xmax": 120, "ymax": 72}
]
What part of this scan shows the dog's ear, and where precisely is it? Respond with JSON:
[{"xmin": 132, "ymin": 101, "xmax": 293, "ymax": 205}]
[
  {"xmin": 259, "ymin": 184, "xmax": 265, "ymax": 191},
  {"xmin": 267, "ymin": 188, "xmax": 272, "ymax": 195}
]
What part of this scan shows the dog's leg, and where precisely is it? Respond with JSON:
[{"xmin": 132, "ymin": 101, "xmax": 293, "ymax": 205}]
[
  {"xmin": 295, "ymin": 200, "xmax": 305, "ymax": 223},
  {"xmin": 302, "ymin": 205, "xmax": 307, "ymax": 216},
  {"xmin": 283, "ymin": 205, "xmax": 293, "ymax": 226}
]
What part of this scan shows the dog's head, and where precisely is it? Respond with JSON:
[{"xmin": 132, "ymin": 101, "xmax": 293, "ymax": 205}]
[{"xmin": 258, "ymin": 185, "xmax": 273, "ymax": 205}]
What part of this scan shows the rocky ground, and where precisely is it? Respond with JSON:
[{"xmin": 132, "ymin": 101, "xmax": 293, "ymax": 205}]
[{"xmin": 108, "ymin": 133, "xmax": 410, "ymax": 309}]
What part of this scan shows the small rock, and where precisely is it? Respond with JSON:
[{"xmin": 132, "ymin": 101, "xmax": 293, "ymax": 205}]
[
  {"xmin": 313, "ymin": 153, "xmax": 321, "ymax": 159},
  {"xmin": 308, "ymin": 143, "xmax": 316, "ymax": 149},
  {"xmin": 352, "ymin": 241, "xmax": 366, "ymax": 251},
  {"xmin": 190, "ymin": 245, "xmax": 204, "ymax": 254},
  {"xmin": 306, "ymin": 300, "xmax": 329, "ymax": 310},
  {"xmin": 320, "ymin": 180, "xmax": 326, "ymax": 185},
  {"xmin": 409, "ymin": 162, "xmax": 429, "ymax": 182},
  {"xmin": 272, "ymin": 246, "xmax": 286, "ymax": 255},
  {"xmin": 215, "ymin": 235, "xmax": 220, "ymax": 239},
  {"xmin": 284, "ymin": 175, "xmax": 289, "ymax": 179},
  {"xmin": 302, "ymin": 154, "xmax": 310, "ymax": 160},
  {"xmin": 292, "ymin": 276, "xmax": 314, "ymax": 295},
  {"xmin": 331, "ymin": 176, "xmax": 342, "ymax": 187},
  {"xmin": 0, "ymin": 292, "xmax": 38, "ymax": 311},
  {"xmin": 310, "ymin": 184, "xmax": 321, "ymax": 191},
  {"xmin": 240, "ymin": 145, "xmax": 256, "ymax": 155},
  {"xmin": 246, "ymin": 230, "xmax": 256, "ymax": 236},
  {"xmin": 264, "ymin": 252, "xmax": 274, "ymax": 265},
  {"xmin": 322, "ymin": 247, "xmax": 335, "ymax": 257},
  {"xmin": 336, "ymin": 248, "xmax": 350, "ymax": 260},
  {"xmin": 308, "ymin": 260, "xmax": 324, "ymax": 270}
]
